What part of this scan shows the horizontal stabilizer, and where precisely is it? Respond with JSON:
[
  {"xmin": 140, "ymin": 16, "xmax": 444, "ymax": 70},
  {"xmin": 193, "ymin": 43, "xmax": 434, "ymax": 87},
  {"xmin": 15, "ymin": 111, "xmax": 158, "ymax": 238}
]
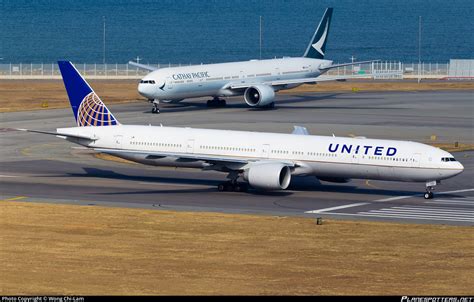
[
  {"xmin": 318, "ymin": 60, "xmax": 380, "ymax": 70},
  {"xmin": 16, "ymin": 128, "xmax": 97, "ymax": 140}
]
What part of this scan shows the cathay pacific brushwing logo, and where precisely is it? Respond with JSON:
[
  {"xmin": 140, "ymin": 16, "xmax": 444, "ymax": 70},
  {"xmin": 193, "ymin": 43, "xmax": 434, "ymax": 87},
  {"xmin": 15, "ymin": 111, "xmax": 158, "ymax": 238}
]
[{"xmin": 312, "ymin": 19, "xmax": 329, "ymax": 56}]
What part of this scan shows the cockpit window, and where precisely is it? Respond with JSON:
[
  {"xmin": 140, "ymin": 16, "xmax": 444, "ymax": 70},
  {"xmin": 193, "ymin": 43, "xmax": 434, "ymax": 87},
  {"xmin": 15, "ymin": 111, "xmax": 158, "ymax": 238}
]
[
  {"xmin": 441, "ymin": 157, "xmax": 457, "ymax": 162},
  {"xmin": 140, "ymin": 80, "xmax": 156, "ymax": 84}
]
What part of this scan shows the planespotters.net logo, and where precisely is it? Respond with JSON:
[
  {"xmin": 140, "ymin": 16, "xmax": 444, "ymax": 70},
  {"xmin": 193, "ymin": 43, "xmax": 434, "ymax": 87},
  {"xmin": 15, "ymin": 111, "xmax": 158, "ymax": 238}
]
[{"xmin": 402, "ymin": 297, "xmax": 473, "ymax": 302}]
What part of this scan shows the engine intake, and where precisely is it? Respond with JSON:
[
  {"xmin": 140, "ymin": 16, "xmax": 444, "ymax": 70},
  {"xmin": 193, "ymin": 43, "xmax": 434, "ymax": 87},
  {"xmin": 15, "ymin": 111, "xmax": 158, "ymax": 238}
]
[
  {"xmin": 244, "ymin": 162, "xmax": 291, "ymax": 190},
  {"xmin": 244, "ymin": 85, "xmax": 275, "ymax": 107}
]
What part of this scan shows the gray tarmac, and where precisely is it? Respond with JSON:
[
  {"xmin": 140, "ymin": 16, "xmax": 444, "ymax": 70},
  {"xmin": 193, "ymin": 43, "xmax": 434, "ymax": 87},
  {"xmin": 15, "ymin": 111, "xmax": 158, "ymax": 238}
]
[{"xmin": 1, "ymin": 90, "xmax": 473, "ymax": 225}]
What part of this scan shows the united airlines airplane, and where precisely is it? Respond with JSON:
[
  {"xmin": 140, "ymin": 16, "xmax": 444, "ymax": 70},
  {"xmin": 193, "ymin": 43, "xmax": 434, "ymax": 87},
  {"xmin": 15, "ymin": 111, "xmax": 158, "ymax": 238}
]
[
  {"xmin": 133, "ymin": 8, "xmax": 376, "ymax": 113},
  {"xmin": 19, "ymin": 62, "xmax": 463, "ymax": 199}
]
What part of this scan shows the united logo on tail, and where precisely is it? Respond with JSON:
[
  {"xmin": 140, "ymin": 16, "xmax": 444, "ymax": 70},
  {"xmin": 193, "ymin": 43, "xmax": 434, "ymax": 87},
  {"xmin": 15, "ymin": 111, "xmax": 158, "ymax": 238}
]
[
  {"xmin": 76, "ymin": 92, "xmax": 119, "ymax": 126},
  {"xmin": 57, "ymin": 61, "xmax": 120, "ymax": 127}
]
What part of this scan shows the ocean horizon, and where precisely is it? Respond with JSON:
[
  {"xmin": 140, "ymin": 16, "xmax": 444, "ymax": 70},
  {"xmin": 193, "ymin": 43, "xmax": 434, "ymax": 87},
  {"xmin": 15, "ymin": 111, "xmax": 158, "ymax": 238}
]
[{"xmin": 1, "ymin": 0, "xmax": 473, "ymax": 64}]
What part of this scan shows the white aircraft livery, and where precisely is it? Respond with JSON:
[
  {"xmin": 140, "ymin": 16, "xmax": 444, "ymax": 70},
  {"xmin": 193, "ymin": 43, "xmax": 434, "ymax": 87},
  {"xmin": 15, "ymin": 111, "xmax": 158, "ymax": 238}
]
[
  {"xmin": 133, "ymin": 8, "xmax": 376, "ymax": 113},
  {"xmin": 19, "ymin": 61, "xmax": 464, "ymax": 199}
]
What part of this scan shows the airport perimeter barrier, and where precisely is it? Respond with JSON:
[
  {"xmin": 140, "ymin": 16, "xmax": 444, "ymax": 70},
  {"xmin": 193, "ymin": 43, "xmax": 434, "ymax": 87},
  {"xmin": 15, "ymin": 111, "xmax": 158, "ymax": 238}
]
[{"xmin": 0, "ymin": 60, "xmax": 472, "ymax": 80}]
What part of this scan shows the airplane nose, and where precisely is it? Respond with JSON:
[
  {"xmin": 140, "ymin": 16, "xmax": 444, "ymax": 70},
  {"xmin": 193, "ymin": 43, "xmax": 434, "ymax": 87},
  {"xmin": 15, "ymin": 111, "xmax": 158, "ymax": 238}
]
[
  {"xmin": 138, "ymin": 82, "xmax": 150, "ymax": 98},
  {"xmin": 451, "ymin": 162, "xmax": 464, "ymax": 177}
]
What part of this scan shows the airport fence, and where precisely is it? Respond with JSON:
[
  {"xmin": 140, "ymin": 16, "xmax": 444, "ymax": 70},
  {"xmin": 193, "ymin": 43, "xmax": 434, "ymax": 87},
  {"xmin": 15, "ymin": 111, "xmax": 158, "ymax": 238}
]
[{"xmin": 0, "ymin": 60, "xmax": 472, "ymax": 80}]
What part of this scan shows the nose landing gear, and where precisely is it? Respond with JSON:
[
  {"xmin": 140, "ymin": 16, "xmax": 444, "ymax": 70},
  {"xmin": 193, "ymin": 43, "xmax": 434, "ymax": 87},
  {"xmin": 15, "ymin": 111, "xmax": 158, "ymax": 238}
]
[
  {"xmin": 150, "ymin": 99, "xmax": 160, "ymax": 114},
  {"xmin": 424, "ymin": 180, "xmax": 438, "ymax": 199}
]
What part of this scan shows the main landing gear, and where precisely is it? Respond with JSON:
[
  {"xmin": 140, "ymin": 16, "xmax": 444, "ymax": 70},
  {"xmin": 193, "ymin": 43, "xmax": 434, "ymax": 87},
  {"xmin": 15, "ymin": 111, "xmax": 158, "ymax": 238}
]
[
  {"xmin": 217, "ymin": 181, "xmax": 249, "ymax": 192},
  {"xmin": 150, "ymin": 99, "xmax": 160, "ymax": 114},
  {"xmin": 206, "ymin": 97, "xmax": 227, "ymax": 107},
  {"xmin": 262, "ymin": 102, "xmax": 275, "ymax": 109},
  {"xmin": 424, "ymin": 180, "xmax": 438, "ymax": 199},
  {"xmin": 217, "ymin": 172, "xmax": 249, "ymax": 192}
]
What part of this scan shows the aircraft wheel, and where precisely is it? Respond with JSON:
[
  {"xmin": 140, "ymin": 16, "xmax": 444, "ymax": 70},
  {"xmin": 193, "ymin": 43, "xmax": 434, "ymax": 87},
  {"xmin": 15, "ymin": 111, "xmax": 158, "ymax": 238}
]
[
  {"xmin": 424, "ymin": 192, "xmax": 434, "ymax": 199},
  {"xmin": 234, "ymin": 183, "xmax": 248, "ymax": 192},
  {"xmin": 218, "ymin": 99, "xmax": 227, "ymax": 107},
  {"xmin": 218, "ymin": 183, "xmax": 226, "ymax": 191}
]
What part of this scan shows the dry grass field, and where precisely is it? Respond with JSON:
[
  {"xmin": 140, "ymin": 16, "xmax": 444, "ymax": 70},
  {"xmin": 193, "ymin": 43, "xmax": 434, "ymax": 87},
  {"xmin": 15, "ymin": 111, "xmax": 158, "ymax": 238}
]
[
  {"xmin": 0, "ymin": 80, "xmax": 142, "ymax": 112},
  {"xmin": 1, "ymin": 79, "xmax": 473, "ymax": 112},
  {"xmin": 1, "ymin": 200, "xmax": 472, "ymax": 295}
]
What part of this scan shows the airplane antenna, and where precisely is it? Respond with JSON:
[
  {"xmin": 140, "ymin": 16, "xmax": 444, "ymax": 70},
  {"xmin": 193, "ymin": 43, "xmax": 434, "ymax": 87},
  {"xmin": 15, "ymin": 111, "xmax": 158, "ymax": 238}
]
[{"xmin": 135, "ymin": 56, "xmax": 141, "ymax": 64}]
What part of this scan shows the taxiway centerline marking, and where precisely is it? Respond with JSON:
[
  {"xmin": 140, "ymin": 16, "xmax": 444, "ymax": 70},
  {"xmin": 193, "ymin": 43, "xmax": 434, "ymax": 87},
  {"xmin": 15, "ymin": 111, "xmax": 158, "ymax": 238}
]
[{"xmin": 305, "ymin": 202, "xmax": 369, "ymax": 214}]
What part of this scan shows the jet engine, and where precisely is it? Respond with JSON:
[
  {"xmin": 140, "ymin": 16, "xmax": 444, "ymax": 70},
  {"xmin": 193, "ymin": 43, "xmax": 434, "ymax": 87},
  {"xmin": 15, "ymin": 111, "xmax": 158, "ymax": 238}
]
[
  {"xmin": 244, "ymin": 85, "xmax": 275, "ymax": 107},
  {"xmin": 243, "ymin": 162, "xmax": 291, "ymax": 190}
]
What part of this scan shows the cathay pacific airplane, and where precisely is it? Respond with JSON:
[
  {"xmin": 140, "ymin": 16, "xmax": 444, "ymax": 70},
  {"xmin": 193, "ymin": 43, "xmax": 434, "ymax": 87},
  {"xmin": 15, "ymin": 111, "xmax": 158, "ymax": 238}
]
[
  {"xmin": 132, "ymin": 8, "xmax": 376, "ymax": 113},
  {"xmin": 19, "ymin": 61, "xmax": 463, "ymax": 199}
]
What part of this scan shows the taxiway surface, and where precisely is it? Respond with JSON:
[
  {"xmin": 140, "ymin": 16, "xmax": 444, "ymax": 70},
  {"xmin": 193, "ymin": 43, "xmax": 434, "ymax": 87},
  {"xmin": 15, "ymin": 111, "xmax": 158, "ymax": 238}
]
[{"xmin": 1, "ymin": 90, "xmax": 473, "ymax": 225}]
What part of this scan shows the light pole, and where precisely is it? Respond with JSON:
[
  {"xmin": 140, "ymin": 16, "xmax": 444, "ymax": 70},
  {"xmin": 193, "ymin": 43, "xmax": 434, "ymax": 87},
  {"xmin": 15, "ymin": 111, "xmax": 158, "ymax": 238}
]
[
  {"xmin": 259, "ymin": 16, "xmax": 263, "ymax": 59},
  {"xmin": 418, "ymin": 16, "xmax": 422, "ymax": 83},
  {"xmin": 103, "ymin": 16, "xmax": 106, "ymax": 64}
]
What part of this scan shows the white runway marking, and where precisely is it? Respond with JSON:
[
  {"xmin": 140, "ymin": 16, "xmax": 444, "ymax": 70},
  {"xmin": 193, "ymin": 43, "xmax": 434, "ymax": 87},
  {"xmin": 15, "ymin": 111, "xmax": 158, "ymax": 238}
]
[
  {"xmin": 427, "ymin": 199, "xmax": 474, "ymax": 205},
  {"xmin": 305, "ymin": 202, "xmax": 368, "ymax": 214},
  {"xmin": 327, "ymin": 212, "xmax": 473, "ymax": 223},
  {"xmin": 375, "ymin": 188, "xmax": 474, "ymax": 202},
  {"xmin": 358, "ymin": 205, "xmax": 474, "ymax": 223},
  {"xmin": 0, "ymin": 174, "xmax": 18, "ymax": 178}
]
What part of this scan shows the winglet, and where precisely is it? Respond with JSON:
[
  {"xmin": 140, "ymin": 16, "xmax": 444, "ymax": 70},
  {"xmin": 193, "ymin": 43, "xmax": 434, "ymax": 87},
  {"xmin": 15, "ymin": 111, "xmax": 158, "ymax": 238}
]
[
  {"xmin": 128, "ymin": 61, "xmax": 158, "ymax": 71},
  {"xmin": 303, "ymin": 8, "xmax": 333, "ymax": 59},
  {"xmin": 292, "ymin": 126, "xmax": 310, "ymax": 135}
]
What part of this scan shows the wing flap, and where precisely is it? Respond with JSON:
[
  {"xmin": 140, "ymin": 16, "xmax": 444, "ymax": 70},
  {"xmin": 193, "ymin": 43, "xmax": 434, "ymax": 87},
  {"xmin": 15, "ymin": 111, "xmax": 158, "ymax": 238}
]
[{"xmin": 94, "ymin": 148, "xmax": 296, "ymax": 170}]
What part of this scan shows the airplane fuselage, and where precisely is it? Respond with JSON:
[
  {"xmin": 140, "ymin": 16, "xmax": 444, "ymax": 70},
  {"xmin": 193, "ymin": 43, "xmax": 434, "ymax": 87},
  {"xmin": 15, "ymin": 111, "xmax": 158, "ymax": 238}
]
[
  {"xmin": 138, "ymin": 57, "xmax": 330, "ymax": 102},
  {"xmin": 59, "ymin": 125, "xmax": 464, "ymax": 183}
]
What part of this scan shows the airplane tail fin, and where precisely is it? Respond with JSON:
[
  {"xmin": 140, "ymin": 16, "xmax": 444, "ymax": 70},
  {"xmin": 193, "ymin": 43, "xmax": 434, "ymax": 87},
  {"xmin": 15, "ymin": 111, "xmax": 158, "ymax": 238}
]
[
  {"xmin": 57, "ymin": 61, "xmax": 120, "ymax": 127},
  {"xmin": 303, "ymin": 8, "xmax": 333, "ymax": 59}
]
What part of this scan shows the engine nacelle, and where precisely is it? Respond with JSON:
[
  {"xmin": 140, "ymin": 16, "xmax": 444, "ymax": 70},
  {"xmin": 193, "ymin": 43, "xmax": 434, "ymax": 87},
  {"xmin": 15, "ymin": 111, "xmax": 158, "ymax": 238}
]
[
  {"xmin": 244, "ymin": 85, "xmax": 275, "ymax": 107},
  {"xmin": 243, "ymin": 162, "xmax": 291, "ymax": 190}
]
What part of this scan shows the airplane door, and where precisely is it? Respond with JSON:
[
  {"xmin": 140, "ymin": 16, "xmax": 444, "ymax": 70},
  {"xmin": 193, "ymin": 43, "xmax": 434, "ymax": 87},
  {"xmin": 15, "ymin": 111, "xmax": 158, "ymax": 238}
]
[
  {"xmin": 351, "ymin": 154, "xmax": 359, "ymax": 164},
  {"xmin": 166, "ymin": 76, "xmax": 173, "ymax": 89},
  {"xmin": 260, "ymin": 144, "xmax": 270, "ymax": 158},
  {"xmin": 114, "ymin": 135, "xmax": 123, "ymax": 148},
  {"xmin": 186, "ymin": 139, "xmax": 195, "ymax": 154},
  {"xmin": 413, "ymin": 153, "xmax": 421, "ymax": 167}
]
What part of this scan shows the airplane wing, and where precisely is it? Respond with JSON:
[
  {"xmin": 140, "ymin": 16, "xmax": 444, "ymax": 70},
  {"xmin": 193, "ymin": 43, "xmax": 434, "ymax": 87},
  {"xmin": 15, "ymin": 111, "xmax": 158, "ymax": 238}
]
[
  {"xmin": 127, "ymin": 61, "xmax": 158, "ymax": 71},
  {"xmin": 228, "ymin": 73, "xmax": 370, "ymax": 89},
  {"xmin": 93, "ymin": 147, "xmax": 296, "ymax": 171},
  {"xmin": 228, "ymin": 60, "xmax": 380, "ymax": 89}
]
